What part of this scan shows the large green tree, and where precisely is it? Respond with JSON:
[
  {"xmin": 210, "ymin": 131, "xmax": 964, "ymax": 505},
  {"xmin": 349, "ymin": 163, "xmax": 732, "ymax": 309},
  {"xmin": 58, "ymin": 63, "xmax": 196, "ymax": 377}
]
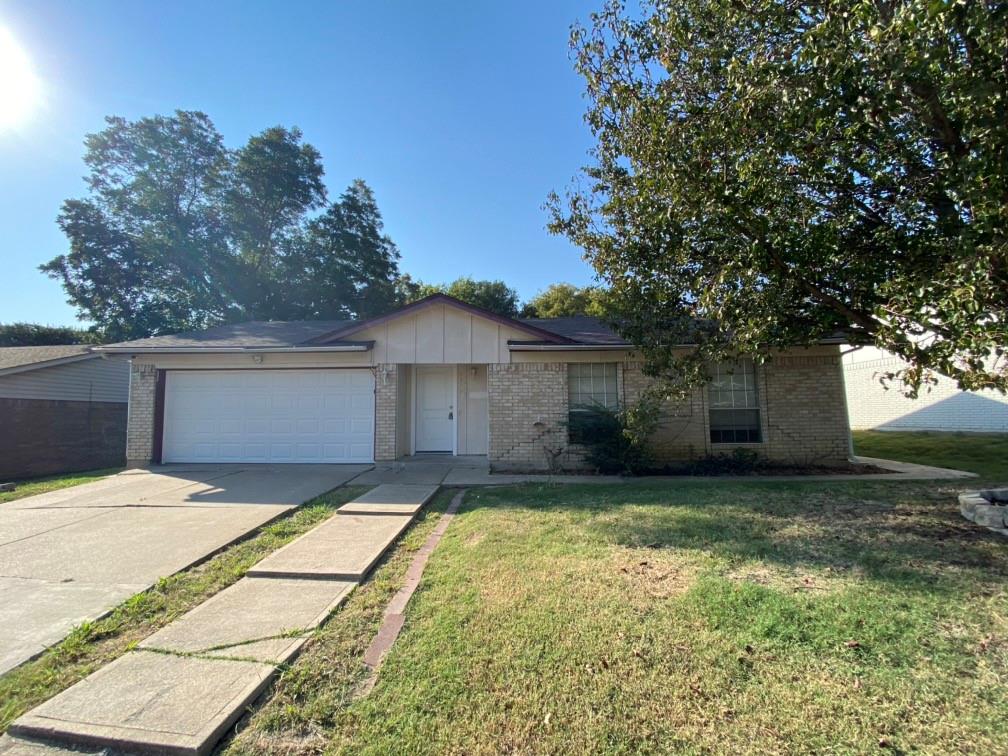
[
  {"xmin": 42, "ymin": 112, "xmax": 404, "ymax": 340},
  {"xmin": 521, "ymin": 283, "xmax": 611, "ymax": 318},
  {"xmin": 409, "ymin": 277, "xmax": 521, "ymax": 318},
  {"xmin": 549, "ymin": 1, "xmax": 1007, "ymax": 393}
]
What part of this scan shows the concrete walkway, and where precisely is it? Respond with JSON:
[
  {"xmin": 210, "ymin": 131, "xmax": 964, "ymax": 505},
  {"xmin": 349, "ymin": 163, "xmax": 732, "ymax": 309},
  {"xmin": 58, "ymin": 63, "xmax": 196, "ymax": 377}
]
[
  {"xmin": 8, "ymin": 483, "xmax": 436, "ymax": 756},
  {"xmin": 350, "ymin": 454, "xmax": 975, "ymax": 487},
  {"xmin": 0, "ymin": 464, "xmax": 368, "ymax": 677}
]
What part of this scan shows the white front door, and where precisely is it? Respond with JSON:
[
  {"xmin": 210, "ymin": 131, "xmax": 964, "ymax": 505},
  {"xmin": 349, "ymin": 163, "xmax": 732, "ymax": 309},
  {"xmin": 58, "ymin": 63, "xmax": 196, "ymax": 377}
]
[{"xmin": 415, "ymin": 365, "xmax": 455, "ymax": 453}]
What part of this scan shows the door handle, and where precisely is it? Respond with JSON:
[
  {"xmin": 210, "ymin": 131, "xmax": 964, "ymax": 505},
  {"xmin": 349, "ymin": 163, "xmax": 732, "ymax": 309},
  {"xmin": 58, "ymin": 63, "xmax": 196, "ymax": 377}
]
[{"xmin": 448, "ymin": 411, "xmax": 454, "ymax": 420}]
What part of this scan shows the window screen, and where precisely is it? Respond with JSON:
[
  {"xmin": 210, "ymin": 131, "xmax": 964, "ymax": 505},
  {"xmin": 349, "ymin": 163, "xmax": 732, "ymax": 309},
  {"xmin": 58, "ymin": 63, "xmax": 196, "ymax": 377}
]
[
  {"xmin": 567, "ymin": 363, "xmax": 618, "ymax": 443},
  {"xmin": 708, "ymin": 360, "xmax": 761, "ymax": 443}
]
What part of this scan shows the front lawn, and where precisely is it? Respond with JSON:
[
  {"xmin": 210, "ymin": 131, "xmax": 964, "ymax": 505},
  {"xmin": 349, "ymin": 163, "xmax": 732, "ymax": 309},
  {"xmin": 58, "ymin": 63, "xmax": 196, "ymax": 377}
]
[
  {"xmin": 229, "ymin": 477, "xmax": 1008, "ymax": 754},
  {"xmin": 854, "ymin": 429, "xmax": 1008, "ymax": 480},
  {"xmin": 0, "ymin": 467, "xmax": 123, "ymax": 505}
]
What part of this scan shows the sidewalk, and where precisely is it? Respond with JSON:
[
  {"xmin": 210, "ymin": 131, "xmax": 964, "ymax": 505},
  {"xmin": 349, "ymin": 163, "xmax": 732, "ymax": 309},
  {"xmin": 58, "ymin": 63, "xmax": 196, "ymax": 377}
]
[{"xmin": 8, "ymin": 484, "xmax": 438, "ymax": 756}]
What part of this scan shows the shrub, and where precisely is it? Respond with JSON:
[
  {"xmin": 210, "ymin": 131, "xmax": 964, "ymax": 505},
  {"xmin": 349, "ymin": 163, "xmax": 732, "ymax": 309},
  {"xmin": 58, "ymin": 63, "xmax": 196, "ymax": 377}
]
[{"xmin": 568, "ymin": 401, "xmax": 658, "ymax": 475}]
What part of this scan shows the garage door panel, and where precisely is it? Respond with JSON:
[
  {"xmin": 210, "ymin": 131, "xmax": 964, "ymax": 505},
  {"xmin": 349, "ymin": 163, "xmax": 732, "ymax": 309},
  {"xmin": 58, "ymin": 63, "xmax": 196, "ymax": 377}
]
[{"xmin": 163, "ymin": 370, "xmax": 375, "ymax": 464}]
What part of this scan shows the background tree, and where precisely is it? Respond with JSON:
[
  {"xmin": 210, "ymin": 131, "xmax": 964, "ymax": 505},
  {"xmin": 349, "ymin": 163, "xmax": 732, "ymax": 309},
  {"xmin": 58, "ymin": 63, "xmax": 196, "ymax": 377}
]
[
  {"xmin": 521, "ymin": 283, "xmax": 611, "ymax": 318},
  {"xmin": 410, "ymin": 277, "xmax": 521, "ymax": 318},
  {"xmin": 549, "ymin": 1, "xmax": 1008, "ymax": 394},
  {"xmin": 0, "ymin": 323, "xmax": 94, "ymax": 346},
  {"xmin": 286, "ymin": 180, "xmax": 403, "ymax": 320},
  {"xmin": 42, "ymin": 111, "xmax": 404, "ymax": 339}
]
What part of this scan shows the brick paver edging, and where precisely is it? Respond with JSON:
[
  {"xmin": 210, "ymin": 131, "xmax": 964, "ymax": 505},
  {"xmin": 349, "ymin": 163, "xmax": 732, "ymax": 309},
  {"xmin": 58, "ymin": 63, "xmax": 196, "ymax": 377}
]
[{"xmin": 358, "ymin": 488, "xmax": 466, "ymax": 691}]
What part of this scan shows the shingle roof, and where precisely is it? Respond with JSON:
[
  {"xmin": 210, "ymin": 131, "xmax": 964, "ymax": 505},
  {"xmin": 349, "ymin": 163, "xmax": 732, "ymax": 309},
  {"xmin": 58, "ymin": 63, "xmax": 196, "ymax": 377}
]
[
  {"xmin": 0, "ymin": 345, "xmax": 95, "ymax": 372},
  {"xmin": 518, "ymin": 316, "xmax": 628, "ymax": 345},
  {"xmin": 95, "ymin": 298, "xmax": 630, "ymax": 352},
  {"xmin": 103, "ymin": 320, "xmax": 352, "ymax": 350}
]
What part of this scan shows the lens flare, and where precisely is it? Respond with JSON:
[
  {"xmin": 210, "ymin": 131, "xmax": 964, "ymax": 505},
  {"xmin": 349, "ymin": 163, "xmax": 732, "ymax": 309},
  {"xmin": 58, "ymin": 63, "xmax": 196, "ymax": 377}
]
[{"xmin": 0, "ymin": 26, "xmax": 41, "ymax": 131}]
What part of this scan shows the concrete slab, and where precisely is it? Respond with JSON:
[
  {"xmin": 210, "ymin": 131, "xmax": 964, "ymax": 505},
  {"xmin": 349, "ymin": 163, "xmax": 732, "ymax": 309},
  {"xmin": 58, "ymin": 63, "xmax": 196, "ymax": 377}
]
[
  {"xmin": 248, "ymin": 513, "xmax": 415, "ymax": 581},
  {"xmin": 348, "ymin": 462, "xmax": 452, "ymax": 486},
  {"xmin": 337, "ymin": 484, "xmax": 437, "ymax": 516},
  {"xmin": 0, "ymin": 577, "xmax": 145, "ymax": 676},
  {"xmin": 0, "ymin": 505, "xmax": 293, "ymax": 585},
  {"xmin": 7, "ymin": 469, "xmax": 241, "ymax": 510},
  {"xmin": 140, "ymin": 576, "xmax": 354, "ymax": 663},
  {"xmin": 10, "ymin": 651, "xmax": 274, "ymax": 756},
  {"xmin": 0, "ymin": 509, "xmax": 112, "ymax": 547},
  {"xmin": 0, "ymin": 464, "xmax": 354, "ymax": 674},
  {"xmin": 0, "ymin": 733, "xmax": 102, "ymax": 756}
]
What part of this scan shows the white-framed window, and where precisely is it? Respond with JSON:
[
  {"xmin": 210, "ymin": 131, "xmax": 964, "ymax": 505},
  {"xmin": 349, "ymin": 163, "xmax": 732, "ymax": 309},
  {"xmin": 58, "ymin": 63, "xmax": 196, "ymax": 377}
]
[
  {"xmin": 567, "ymin": 362, "xmax": 619, "ymax": 443},
  {"xmin": 708, "ymin": 360, "xmax": 761, "ymax": 443}
]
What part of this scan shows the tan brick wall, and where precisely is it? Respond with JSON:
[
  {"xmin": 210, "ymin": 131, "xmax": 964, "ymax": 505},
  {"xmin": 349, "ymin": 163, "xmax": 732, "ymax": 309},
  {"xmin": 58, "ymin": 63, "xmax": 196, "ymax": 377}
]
[
  {"xmin": 621, "ymin": 362, "xmax": 709, "ymax": 461},
  {"xmin": 374, "ymin": 363, "xmax": 397, "ymax": 461},
  {"xmin": 762, "ymin": 352, "xmax": 850, "ymax": 464},
  {"xmin": 488, "ymin": 363, "xmax": 576, "ymax": 471},
  {"xmin": 487, "ymin": 350, "xmax": 850, "ymax": 470},
  {"xmin": 126, "ymin": 361, "xmax": 157, "ymax": 465}
]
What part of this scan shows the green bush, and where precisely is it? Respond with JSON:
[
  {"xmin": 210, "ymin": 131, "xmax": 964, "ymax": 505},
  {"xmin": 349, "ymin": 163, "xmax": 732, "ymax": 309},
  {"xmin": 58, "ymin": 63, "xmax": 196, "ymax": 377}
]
[{"xmin": 568, "ymin": 402, "xmax": 656, "ymax": 475}]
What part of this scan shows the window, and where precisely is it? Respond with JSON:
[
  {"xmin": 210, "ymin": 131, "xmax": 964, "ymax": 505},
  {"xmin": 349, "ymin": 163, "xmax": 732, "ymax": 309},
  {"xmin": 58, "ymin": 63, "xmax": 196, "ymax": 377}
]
[
  {"xmin": 567, "ymin": 363, "xmax": 618, "ymax": 443},
  {"xmin": 708, "ymin": 360, "xmax": 761, "ymax": 443}
]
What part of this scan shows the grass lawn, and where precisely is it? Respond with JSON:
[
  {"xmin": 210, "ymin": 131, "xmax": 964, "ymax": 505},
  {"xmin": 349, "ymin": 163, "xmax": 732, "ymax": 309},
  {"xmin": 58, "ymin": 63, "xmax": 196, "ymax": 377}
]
[
  {"xmin": 854, "ymin": 429, "xmax": 1008, "ymax": 480},
  {"xmin": 229, "ymin": 479, "xmax": 1007, "ymax": 754},
  {"xmin": 0, "ymin": 467, "xmax": 123, "ymax": 505},
  {"xmin": 0, "ymin": 485, "xmax": 369, "ymax": 733}
]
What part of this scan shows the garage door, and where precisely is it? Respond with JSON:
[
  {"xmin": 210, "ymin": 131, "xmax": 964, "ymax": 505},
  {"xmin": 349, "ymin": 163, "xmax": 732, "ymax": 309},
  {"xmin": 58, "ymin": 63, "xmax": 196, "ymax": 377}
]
[{"xmin": 162, "ymin": 370, "xmax": 375, "ymax": 463}]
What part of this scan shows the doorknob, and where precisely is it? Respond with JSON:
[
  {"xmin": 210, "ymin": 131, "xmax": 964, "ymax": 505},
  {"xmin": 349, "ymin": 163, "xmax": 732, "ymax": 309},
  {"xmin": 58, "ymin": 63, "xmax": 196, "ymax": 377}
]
[{"xmin": 448, "ymin": 411, "xmax": 454, "ymax": 420}]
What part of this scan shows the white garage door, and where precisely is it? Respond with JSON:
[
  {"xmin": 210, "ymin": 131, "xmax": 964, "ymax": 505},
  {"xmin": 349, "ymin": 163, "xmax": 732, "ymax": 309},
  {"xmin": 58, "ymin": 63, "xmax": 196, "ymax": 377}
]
[{"xmin": 162, "ymin": 369, "xmax": 375, "ymax": 463}]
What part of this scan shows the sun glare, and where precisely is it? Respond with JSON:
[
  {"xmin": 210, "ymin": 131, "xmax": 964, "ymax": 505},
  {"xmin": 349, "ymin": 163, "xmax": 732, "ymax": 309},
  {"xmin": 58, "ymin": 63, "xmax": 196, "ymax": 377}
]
[{"xmin": 0, "ymin": 25, "xmax": 41, "ymax": 131}]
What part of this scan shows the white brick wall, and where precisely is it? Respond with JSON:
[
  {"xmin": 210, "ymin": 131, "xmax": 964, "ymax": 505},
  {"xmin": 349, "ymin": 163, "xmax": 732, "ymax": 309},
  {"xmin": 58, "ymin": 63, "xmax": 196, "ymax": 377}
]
[{"xmin": 844, "ymin": 348, "xmax": 1008, "ymax": 432}]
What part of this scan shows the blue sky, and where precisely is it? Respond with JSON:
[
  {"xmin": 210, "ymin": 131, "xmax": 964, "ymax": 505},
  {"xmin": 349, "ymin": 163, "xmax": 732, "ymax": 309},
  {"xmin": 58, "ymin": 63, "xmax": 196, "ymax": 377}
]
[{"xmin": 0, "ymin": 0, "xmax": 599, "ymax": 326}]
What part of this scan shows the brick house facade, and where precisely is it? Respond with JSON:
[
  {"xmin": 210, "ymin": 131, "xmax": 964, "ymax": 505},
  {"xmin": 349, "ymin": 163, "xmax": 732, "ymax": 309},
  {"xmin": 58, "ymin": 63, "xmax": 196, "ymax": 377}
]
[{"xmin": 102, "ymin": 294, "xmax": 852, "ymax": 472}]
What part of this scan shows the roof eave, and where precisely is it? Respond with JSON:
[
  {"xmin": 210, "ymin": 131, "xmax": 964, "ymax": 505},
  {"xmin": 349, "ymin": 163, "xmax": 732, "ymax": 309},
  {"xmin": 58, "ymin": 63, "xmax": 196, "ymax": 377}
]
[
  {"xmin": 93, "ymin": 342, "xmax": 374, "ymax": 355},
  {"xmin": 0, "ymin": 352, "xmax": 98, "ymax": 377},
  {"xmin": 507, "ymin": 342, "xmax": 636, "ymax": 352}
]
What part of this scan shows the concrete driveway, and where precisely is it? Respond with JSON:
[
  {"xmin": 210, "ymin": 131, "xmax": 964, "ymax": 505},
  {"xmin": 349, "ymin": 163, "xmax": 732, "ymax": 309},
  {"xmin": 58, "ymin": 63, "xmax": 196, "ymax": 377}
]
[{"xmin": 0, "ymin": 464, "xmax": 368, "ymax": 676}]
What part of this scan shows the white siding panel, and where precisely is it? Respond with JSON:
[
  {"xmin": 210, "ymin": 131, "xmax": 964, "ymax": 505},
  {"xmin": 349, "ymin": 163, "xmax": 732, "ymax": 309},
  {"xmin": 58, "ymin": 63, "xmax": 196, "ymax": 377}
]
[{"xmin": 0, "ymin": 357, "xmax": 129, "ymax": 403}]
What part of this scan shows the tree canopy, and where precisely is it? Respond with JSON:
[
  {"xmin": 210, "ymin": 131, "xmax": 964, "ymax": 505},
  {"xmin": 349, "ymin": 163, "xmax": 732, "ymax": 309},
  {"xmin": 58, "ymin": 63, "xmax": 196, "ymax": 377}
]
[
  {"xmin": 521, "ymin": 283, "xmax": 611, "ymax": 318},
  {"xmin": 42, "ymin": 112, "xmax": 403, "ymax": 341},
  {"xmin": 0, "ymin": 323, "xmax": 94, "ymax": 347},
  {"xmin": 408, "ymin": 277, "xmax": 522, "ymax": 318},
  {"xmin": 549, "ymin": 1, "xmax": 1007, "ymax": 394}
]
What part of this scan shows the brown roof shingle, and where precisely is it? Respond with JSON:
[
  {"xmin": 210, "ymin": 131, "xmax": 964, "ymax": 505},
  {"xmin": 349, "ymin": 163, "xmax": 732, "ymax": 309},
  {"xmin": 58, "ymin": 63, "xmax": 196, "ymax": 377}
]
[{"xmin": 0, "ymin": 345, "xmax": 94, "ymax": 372}]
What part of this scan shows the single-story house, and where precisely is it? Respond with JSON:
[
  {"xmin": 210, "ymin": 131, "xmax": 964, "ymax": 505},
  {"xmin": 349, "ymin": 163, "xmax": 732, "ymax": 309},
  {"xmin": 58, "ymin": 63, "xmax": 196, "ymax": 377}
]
[
  {"xmin": 0, "ymin": 345, "xmax": 130, "ymax": 479},
  {"xmin": 95, "ymin": 294, "xmax": 851, "ymax": 471},
  {"xmin": 844, "ymin": 346, "xmax": 1008, "ymax": 433}
]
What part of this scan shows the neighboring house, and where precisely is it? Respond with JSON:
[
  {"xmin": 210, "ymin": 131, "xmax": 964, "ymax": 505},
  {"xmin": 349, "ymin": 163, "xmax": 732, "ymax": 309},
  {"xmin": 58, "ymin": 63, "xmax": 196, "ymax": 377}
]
[
  {"xmin": 0, "ymin": 346, "xmax": 130, "ymax": 479},
  {"xmin": 95, "ymin": 294, "xmax": 851, "ymax": 472},
  {"xmin": 844, "ymin": 346, "xmax": 1008, "ymax": 432}
]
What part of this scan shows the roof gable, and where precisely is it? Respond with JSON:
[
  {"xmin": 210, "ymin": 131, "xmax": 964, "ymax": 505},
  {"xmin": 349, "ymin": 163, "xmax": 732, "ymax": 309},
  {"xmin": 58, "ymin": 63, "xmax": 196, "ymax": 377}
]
[{"xmin": 310, "ymin": 294, "xmax": 576, "ymax": 345}]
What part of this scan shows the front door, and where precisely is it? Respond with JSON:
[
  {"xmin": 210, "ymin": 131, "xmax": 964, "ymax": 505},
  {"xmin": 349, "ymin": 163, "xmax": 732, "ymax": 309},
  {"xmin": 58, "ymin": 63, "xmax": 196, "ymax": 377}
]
[{"xmin": 415, "ymin": 365, "xmax": 455, "ymax": 453}]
